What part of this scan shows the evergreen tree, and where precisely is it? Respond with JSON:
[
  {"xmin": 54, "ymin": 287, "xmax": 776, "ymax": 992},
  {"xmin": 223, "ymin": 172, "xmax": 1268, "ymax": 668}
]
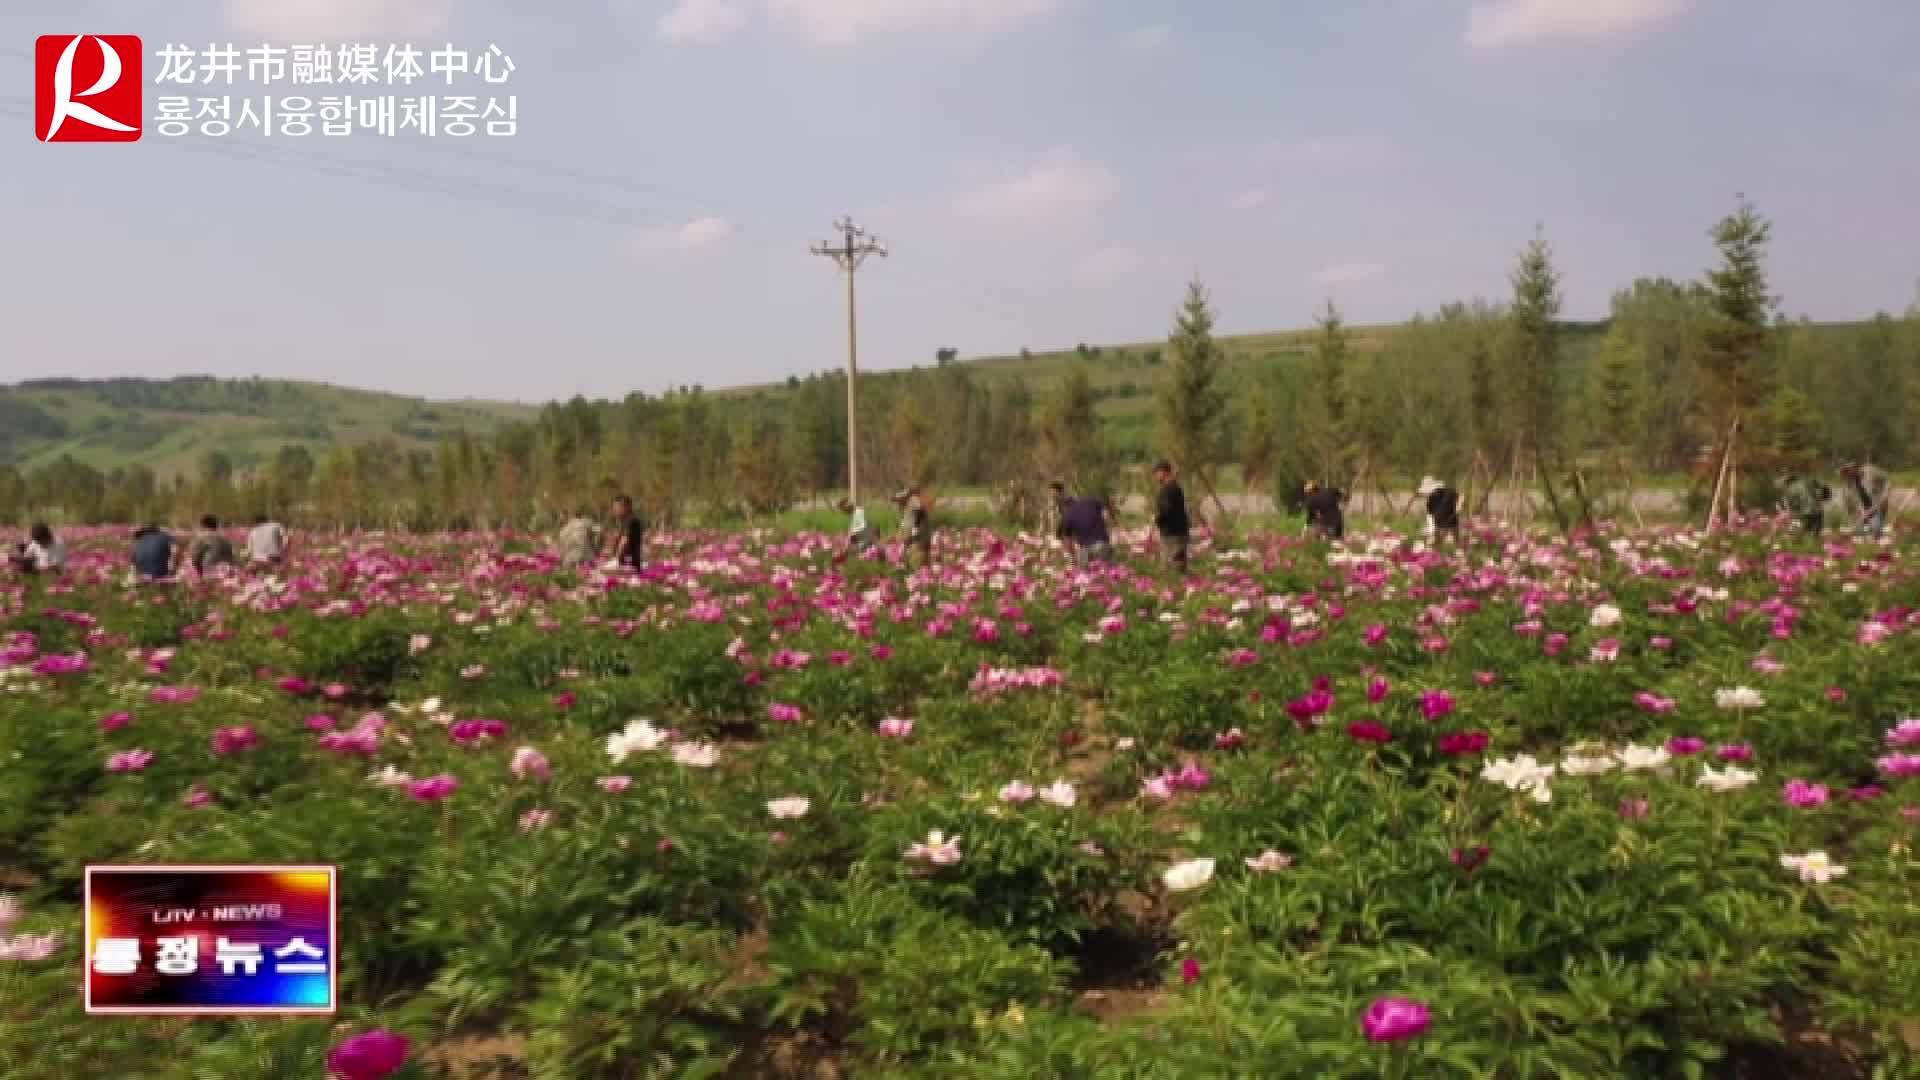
[
  {"xmin": 1699, "ymin": 196, "xmax": 1776, "ymax": 439},
  {"xmin": 1298, "ymin": 301, "xmax": 1350, "ymax": 484},
  {"xmin": 1502, "ymin": 229, "xmax": 1570, "ymax": 528},
  {"xmin": 1155, "ymin": 279, "xmax": 1229, "ymax": 500}
]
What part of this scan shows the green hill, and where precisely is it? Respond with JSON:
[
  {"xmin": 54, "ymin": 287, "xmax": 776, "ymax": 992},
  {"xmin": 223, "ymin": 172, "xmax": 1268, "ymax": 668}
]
[{"xmin": 0, "ymin": 376, "xmax": 537, "ymax": 479}]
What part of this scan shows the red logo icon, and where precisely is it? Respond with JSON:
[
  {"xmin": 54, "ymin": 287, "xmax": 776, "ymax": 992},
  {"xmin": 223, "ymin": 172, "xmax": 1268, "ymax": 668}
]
[{"xmin": 36, "ymin": 35, "xmax": 143, "ymax": 142}]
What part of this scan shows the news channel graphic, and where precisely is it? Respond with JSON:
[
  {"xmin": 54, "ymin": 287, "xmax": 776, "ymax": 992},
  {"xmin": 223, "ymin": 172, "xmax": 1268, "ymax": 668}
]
[{"xmin": 83, "ymin": 864, "xmax": 337, "ymax": 1015}]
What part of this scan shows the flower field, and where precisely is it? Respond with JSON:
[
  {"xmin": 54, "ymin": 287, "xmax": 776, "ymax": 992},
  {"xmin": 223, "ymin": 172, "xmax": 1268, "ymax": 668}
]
[{"xmin": 4, "ymin": 522, "xmax": 1920, "ymax": 1078}]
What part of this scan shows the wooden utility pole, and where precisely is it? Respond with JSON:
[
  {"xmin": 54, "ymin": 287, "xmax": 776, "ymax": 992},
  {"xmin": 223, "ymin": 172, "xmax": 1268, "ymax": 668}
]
[{"xmin": 810, "ymin": 217, "xmax": 887, "ymax": 505}]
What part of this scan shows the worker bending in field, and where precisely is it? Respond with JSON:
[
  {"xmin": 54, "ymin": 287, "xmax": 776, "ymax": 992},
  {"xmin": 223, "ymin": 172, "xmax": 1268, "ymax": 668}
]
[{"xmin": 1417, "ymin": 476, "xmax": 1461, "ymax": 546}]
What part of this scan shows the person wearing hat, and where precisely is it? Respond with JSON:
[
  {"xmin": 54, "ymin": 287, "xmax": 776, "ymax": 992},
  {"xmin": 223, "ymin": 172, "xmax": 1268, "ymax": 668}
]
[
  {"xmin": 893, "ymin": 486, "xmax": 932, "ymax": 569},
  {"xmin": 1417, "ymin": 476, "xmax": 1461, "ymax": 547},
  {"xmin": 1838, "ymin": 461, "xmax": 1890, "ymax": 539},
  {"xmin": 1150, "ymin": 461, "xmax": 1190, "ymax": 572}
]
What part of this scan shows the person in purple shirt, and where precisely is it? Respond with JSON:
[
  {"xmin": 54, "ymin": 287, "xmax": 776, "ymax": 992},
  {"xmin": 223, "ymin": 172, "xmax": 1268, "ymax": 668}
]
[{"xmin": 1062, "ymin": 494, "xmax": 1114, "ymax": 566}]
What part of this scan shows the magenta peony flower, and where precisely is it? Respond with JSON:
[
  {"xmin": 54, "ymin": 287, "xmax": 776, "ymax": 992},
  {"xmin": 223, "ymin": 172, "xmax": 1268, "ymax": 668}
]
[
  {"xmin": 1180, "ymin": 956, "xmax": 1202, "ymax": 984},
  {"xmin": 1417, "ymin": 690, "xmax": 1455, "ymax": 722},
  {"xmin": 99, "ymin": 711, "xmax": 132, "ymax": 733},
  {"xmin": 1716, "ymin": 743, "xmax": 1754, "ymax": 762},
  {"xmin": 407, "ymin": 775, "xmax": 459, "ymax": 803},
  {"xmin": 1347, "ymin": 721, "xmax": 1392, "ymax": 745},
  {"xmin": 1782, "ymin": 779, "xmax": 1830, "ymax": 809},
  {"xmin": 211, "ymin": 725, "xmax": 259, "ymax": 756},
  {"xmin": 1363, "ymin": 623, "xmax": 1389, "ymax": 647},
  {"xmin": 1450, "ymin": 845, "xmax": 1491, "ymax": 872},
  {"xmin": 277, "ymin": 676, "xmax": 313, "ymax": 696},
  {"xmin": 1366, "ymin": 677, "xmax": 1390, "ymax": 703},
  {"xmin": 768, "ymin": 702, "xmax": 804, "ymax": 724},
  {"xmin": 1878, "ymin": 753, "xmax": 1920, "ymax": 779},
  {"xmin": 553, "ymin": 692, "xmax": 577, "ymax": 711},
  {"xmin": 1437, "ymin": 730, "xmax": 1489, "ymax": 756},
  {"xmin": 1362, "ymin": 997, "xmax": 1431, "ymax": 1042},
  {"xmin": 1665, "ymin": 736, "xmax": 1706, "ymax": 756},
  {"xmin": 327, "ymin": 1028, "xmax": 411, "ymax": 1080}
]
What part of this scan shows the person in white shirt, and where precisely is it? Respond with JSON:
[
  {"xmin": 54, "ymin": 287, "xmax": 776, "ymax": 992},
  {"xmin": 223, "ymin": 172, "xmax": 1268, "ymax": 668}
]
[
  {"xmin": 245, "ymin": 513, "xmax": 289, "ymax": 567},
  {"xmin": 838, "ymin": 498, "xmax": 871, "ymax": 555},
  {"xmin": 12, "ymin": 523, "xmax": 65, "ymax": 574}
]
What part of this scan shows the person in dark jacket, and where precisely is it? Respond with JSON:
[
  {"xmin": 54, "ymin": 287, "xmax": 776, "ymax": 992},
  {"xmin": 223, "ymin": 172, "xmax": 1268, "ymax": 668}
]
[
  {"xmin": 131, "ymin": 525, "xmax": 175, "ymax": 580},
  {"xmin": 1417, "ymin": 476, "xmax": 1461, "ymax": 546},
  {"xmin": 1304, "ymin": 482, "xmax": 1345, "ymax": 540},
  {"xmin": 1151, "ymin": 461, "xmax": 1191, "ymax": 571},
  {"xmin": 179, "ymin": 514, "xmax": 237, "ymax": 575},
  {"xmin": 605, "ymin": 494, "xmax": 646, "ymax": 571},
  {"xmin": 1062, "ymin": 495, "xmax": 1114, "ymax": 566}
]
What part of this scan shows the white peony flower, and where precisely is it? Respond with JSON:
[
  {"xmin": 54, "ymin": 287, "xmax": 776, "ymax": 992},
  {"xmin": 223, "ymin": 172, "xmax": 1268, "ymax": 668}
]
[
  {"xmin": 1779, "ymin": 851, "xmax": 1847, "ymax": 884},
  {"xmin": 1559, "ymin": 753, "xmax": 1617, "ymax": 777},
  {"xmin": 1715, "ymin": 686, "xmax": 1766, "ymax": 711},
  {"xmin": 1482, "ymin": 754, "xmax": 1556, "ymax": 802},
  {"xmin": 606, "ymin": 718, "xmax": 672, "ymax": 763},
  {"xmin": 1614, "ymin": 744, "xmax": 1672, "ymax": 772},
  {"xmin": 1163, "ymin": 858, "xmax": 1217, "ymax": 892},
  {"xmin": 1696, "ymin": 764, "xmax": 1758, "ymax": 792},
  {"xmin": 1244, "ymin": 850, "xmax": 1294, "ymax": 874},
  {"xmin": 671, "ymin": 741, "xmax": 719, "ymax": 768},
  {"xmin": 1038, "ymin": 781, "xmax": 1077, "ymax": 808},
  {"xmin": 767, "ymin": 797, "xmax": 811, "ymax": 820},
  {"xmin": 1589, "ymin": 604, "xmax": 1623, "ymax": 628}
]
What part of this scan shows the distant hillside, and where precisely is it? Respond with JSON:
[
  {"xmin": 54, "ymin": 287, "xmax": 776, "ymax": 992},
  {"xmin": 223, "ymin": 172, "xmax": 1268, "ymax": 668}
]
[{"xmin": 0, "ymin": 376, "xmax": 537, "ymax": 478}]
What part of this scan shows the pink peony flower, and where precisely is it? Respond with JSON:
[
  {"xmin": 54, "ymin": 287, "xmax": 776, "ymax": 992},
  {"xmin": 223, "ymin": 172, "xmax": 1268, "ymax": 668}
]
[
  {"xmin": 182, "ymin": 784, "xmax": 215, "ymax": 809},
  {"xmin": 1361, "ymin": 997, "xmax": 1431, "ymax": 1042},
  {"xmin": 1782, "ymin": 779, "xmax": 1830, "ymax": 808},
  {"xmin": 326, "ymin": 1028, "xmax": 411, "ymax": 1080},
  {"xmin": 1633, "ymin": 692, "xmax": 1676, "ymax": 714},
  {"xmin": 407, "ymin": 775, "xmax": 459, "ymax": 803},
  {"xmin": 1618, "ymin": 798, "xmax": 1651, "ymax": 820},
  {"xmin": 211, "ymin": 725, "xmax": 259, "ymax": 756},
  {"xmin": 597, "ymin": 775, "xmax": 632, "ymax": 793},
  {"xmin": 877, "ymin": 716, "xmax": 914, "ymax": 738},
  {"xmin": 106, "ymin": 749, "xmax": 153, "ymax": 773},
  {"xmin": 768, "ymin": 702, "xmax": 804, "ymax": 724},
  {"xmin": 518, "ymin": 808, "xmax": 553, "ymax": 832},
  {"xmin": 1878, "ymin": 753, "xmax": 1920, "ymax": 779},
  {"xmin": 510, "ymin": 746, "xmax": 552, "ymax": 781}
]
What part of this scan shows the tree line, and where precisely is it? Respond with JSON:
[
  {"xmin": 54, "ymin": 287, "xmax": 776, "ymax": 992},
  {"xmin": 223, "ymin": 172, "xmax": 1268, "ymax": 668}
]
[{"xmin": 4, "ymin": 196, "xmax": 1916, "ymax": 532}]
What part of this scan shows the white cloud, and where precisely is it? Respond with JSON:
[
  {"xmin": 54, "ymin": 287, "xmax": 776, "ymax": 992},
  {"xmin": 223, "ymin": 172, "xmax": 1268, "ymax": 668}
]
[
  {"xmin": 633, "ymin": 216, "xmax": 734, "ymax": 255},
  {"xmin": 1309, "ymin": 261, "xmax": 1386, "ymax": 288},
  {"xmin": 658, "ymin": 0, "xmax": 749, "ymax": 43},
  {"xmin": 955, "ymin": 153, "xmax": 1115, "ymax": 227},
  {"xmin": 1465, "ymin": 0, "xmax": 1689, "ymax": 50},
  {"xmin": 766, "ymin": 0, "xmax": 1064, "ymax": 47},
  {"xmin": 1120, "ymin": 24, "xmax": 1173, "ymax": 51},
  {"xmin": 1227, "ymin": 187, "xmax": 1271, "ymax": 212},
  {"xmin": 223, "ymin": 0, "xmax": 452, "ymax": 38}
]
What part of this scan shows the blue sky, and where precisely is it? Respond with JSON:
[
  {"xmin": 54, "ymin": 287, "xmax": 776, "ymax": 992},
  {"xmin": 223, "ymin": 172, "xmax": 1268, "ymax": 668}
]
[{"xmin": 5, "ymin": 0, "xmax": 1918, "ymax": 403}]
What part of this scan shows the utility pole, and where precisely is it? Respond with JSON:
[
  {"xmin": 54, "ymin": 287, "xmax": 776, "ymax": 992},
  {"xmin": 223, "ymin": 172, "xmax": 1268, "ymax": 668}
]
[{"xmin": 810, "ymin": 217, "xmax": 887, "ymax": 505}]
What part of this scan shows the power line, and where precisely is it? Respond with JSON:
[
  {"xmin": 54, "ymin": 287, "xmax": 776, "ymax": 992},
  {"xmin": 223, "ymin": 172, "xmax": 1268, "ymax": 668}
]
[{"xmin": 810, "ymin": 217, "xmax": 887, "ymax": 504}]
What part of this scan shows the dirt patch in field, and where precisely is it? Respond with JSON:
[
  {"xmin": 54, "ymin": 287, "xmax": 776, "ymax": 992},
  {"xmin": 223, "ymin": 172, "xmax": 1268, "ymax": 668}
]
[
  {"xmin": 726, "ymin": 1032, "xmax": 846, "ymax": 1080},
  {"xmin": 1717, "ymin": 1005, "xmax": 1872, "ymax": 1080},
  {"xmin": 424, "ymin": 1032, "xmax": 528, "ymax": 1078}
]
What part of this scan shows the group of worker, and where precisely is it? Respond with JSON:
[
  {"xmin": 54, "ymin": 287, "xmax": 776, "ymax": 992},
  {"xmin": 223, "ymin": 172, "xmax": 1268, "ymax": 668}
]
[{"xmin": 1779, "ymin": 462, "xmax": 1892, "ymax": 538}]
